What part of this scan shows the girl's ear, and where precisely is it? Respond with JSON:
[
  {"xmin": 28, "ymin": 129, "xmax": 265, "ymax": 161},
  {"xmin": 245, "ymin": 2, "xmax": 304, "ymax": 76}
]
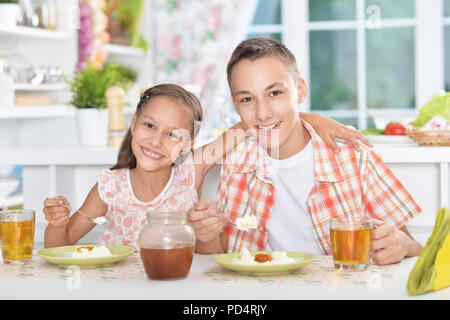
[{"xmin": 297, "ymin": 77, "xmax": 308, "ymax": 103}]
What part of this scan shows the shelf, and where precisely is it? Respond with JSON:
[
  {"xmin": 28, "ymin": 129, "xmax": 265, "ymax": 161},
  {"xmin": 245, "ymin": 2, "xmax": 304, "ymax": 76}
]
[
  {"xmin": 104, "ymin": 44, "xmax": 145, "ymax": 57},
  {"xmin": 0, "ymin": 105, "xmax": 75, "ymax": 119},
  {"xmin": 0, "ymin": 25, "xmax": 72, "ymax": 40},
  {"xmin": 14, "ymin": 83, "xmax": 67, "ymax": 91}
]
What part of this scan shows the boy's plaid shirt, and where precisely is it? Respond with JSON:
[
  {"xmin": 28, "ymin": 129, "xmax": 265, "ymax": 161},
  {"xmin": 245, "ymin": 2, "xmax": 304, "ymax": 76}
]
[{"xmin": 217, "ymin": 120, "xmax": 422, "ymax": 254}]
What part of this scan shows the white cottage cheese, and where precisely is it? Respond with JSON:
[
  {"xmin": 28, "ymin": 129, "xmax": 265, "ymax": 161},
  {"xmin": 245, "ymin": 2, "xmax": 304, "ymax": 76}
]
[
  {"xmin": 236, "ymin": 215, "xmax": 258, "ymax": 231},
  {"xmin": 232, "ymin": 248, "xmax": 300, "ymax": 265},
  {"xmin": 71, "ymin": 245, "xmax": 112, "ymax": 258}
]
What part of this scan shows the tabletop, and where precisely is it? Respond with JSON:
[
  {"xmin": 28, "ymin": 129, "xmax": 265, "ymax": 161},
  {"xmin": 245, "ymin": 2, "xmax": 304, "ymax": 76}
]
[{"xmin": 1, "ymin": 251, "xmax": 449, "ymax": 300}]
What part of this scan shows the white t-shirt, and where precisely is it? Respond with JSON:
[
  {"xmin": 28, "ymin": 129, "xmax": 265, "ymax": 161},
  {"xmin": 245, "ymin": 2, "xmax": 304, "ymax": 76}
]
[{"xmin": 265, "ymin": 140, "xmax": 323, "ymax": 255}]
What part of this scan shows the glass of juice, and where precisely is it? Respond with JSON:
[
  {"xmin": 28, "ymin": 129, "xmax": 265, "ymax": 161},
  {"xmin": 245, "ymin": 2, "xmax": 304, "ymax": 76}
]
[
  {"xmin": 330, "ymin": 216, "xmax": 372, "ymax": 271},
  {"xmin": 0, "ymin": 210, "xmax": 35, "ymax": 264}
]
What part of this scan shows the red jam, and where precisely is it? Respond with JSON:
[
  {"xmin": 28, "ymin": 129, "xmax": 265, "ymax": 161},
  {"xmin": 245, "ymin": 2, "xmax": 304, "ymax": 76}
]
[{"xmin": 254, "ymin": 253, "xmax": 273, "ymax": 263}]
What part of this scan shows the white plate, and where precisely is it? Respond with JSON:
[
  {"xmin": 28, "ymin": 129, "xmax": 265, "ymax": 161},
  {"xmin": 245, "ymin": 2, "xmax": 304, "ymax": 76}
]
[
  {"xmin": 367, "ymin": 135, "xmax": 417, "ymax": 146},
  {"xmin": 213, "ymin": 251, "xmax": 316, "ymax": 274}
]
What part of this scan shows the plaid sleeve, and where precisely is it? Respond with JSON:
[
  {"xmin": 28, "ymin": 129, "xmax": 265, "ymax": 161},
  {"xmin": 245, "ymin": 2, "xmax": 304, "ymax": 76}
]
[{"xmin": 362, "ymin": 149, "xmax": 422, "ymax": 229}]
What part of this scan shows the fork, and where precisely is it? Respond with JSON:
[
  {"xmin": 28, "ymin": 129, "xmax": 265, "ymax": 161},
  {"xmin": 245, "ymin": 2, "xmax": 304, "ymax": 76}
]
[{"xmin": 61, "ymin": 204, "xmax": 106, "ymax": 225}]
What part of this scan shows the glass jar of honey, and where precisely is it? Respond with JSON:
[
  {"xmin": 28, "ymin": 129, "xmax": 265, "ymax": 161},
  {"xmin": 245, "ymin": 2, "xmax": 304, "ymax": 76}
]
[{"xmin": 138, "ymin": 211, "xmax": 195, "ymax": 280}]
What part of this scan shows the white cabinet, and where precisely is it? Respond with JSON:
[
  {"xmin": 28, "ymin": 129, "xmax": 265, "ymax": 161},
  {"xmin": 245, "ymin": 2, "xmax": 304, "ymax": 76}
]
[{"xmin": 0, "ymin": 0, "xmax": 153, "ymax": 149}]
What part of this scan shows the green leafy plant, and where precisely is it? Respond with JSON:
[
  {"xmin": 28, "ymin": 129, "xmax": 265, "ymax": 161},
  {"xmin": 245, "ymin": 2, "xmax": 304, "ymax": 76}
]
[
  {"xmin": 413, "ymin": 91, "xmax": 450, "ymax": 128},
  {"xmin": 0, "ymin": 0, "xmax": 19, "ymax": 3},
  {"xmin": 65, "ymin": 63, "xmax": 135, "ymax": 109},
  {"xmin": 104, "ymin": 62, "xmax": 137, "ymax": 83}
]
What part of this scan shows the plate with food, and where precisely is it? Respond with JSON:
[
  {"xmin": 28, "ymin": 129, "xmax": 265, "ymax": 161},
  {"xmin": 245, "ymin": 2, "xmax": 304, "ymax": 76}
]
[
  {"xmin": 37, "ymin": 244, "xmax": 135, "ymax": 267},
  {"xmin": 213, "ymin": 248, "xmax": 316, "ymax": 275}
]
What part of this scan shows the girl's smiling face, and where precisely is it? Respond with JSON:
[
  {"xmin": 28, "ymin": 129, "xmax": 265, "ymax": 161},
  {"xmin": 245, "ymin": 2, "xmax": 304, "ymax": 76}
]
[{"xmin": 130, "ymin": 96, "xmax": 194, "ymax": 172}]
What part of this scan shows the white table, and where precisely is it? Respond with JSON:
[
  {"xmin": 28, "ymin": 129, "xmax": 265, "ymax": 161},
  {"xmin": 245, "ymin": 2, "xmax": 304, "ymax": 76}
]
[{"xmin": 1, "ymin": 252, "xmax": 448, "ymax": 300}]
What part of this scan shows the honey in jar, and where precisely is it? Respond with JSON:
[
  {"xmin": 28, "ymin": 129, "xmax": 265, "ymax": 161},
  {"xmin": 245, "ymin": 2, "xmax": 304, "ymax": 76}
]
[{"xmin": 138, "ymin": 211, "xmax": 195, "ymax": 280}]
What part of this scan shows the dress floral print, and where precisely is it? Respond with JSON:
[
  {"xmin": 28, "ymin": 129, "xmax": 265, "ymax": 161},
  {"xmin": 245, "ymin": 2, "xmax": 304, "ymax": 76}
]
[{"xmin": 98, "ymin": 152, "xmax": 198, "ymax": 251}]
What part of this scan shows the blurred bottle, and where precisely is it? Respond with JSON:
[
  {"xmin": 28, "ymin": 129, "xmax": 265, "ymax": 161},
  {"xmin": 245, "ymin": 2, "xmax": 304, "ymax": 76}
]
[
  {"xmin": 19, "ymin": 0, "xmax": 33, "ymax": 27},
  {"xmin": 19, "ymin": 0, "xmax": 56, "ymax": 30},
  {"xmin": 106, "ymin": 86, "xmax": 127, "ymax": 147},
  {"xmin": 46, "ymin": 0, "xmax": 57, "ymax": 30},
  {"xmin": 38, "ymin": 0, "xmax": 49, "ymax": 29}
]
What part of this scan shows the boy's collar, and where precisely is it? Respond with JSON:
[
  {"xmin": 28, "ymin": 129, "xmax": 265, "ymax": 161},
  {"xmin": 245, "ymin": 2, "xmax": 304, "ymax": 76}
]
[{"xmin": 235, "ymin": 119, "xmax": 346, "ymax": 183}]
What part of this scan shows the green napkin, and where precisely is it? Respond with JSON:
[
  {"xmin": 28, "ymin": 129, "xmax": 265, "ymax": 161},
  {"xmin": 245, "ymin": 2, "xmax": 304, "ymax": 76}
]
[{"xmin": 407, "ymin": 207, "xmax": 450, "ymax": 295}]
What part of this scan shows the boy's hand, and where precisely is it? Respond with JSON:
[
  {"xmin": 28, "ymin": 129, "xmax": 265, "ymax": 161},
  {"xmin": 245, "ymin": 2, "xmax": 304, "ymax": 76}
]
[
  {"xmin": 371, "ymin": 219, "xmax": 413, "ymax": 265},
  {"xmin": 43, "ymin": 196, "xmax": 71, "ymax": 228},
  {"xmin": 188, "ymin": 198, "xmax": 227, "ymax": 243}
]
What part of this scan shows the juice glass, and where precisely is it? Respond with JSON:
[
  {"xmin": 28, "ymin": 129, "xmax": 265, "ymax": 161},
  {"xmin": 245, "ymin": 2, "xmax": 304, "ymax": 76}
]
[
  {"xmin": 0, "ymin": 210, "xmax": 35, "ymax": 264},
  {"xmin": 330, "ymin": 216, "xmax": 372, "ymax": 271}
]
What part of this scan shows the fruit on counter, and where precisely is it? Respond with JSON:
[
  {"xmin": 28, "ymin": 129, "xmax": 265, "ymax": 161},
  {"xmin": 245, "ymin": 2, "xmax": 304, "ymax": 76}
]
[
  {"xmin": 407, "ymin": 207, "xmax": 450, "ymax": 295},
  {"xmin": 384, "ymin": 121, "xmax": 406, "ymax": 135},
  {"xmin": 361, "ymin": 122, "xmax": 407, "ymax": 136}
]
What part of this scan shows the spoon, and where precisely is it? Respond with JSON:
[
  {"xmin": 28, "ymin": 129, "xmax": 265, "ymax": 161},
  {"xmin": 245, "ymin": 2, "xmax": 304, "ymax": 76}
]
[{"xmin": 61, "ymin": 204, "xmax": 107, "ymax": 225}]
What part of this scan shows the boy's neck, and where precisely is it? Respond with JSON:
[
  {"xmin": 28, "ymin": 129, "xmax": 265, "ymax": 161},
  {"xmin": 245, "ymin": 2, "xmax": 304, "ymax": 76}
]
[{"xmin": 267, "ymin": 121, "xmax": 310, "ymax": 160}]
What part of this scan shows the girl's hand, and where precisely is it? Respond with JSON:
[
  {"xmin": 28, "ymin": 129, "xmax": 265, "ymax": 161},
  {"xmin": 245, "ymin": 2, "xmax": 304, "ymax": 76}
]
[
  {"xmin": 43, "ymin": 196, "xmax": 71, "ymax": 228},
  {"xmin": 301, "ymin": 113, "xmax": 373, "ymax": 152}
]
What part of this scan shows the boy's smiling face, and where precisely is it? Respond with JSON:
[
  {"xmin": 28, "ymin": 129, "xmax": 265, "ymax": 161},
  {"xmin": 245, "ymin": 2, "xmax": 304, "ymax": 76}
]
[{"xmin": 230, "ymin": 55, "xmax": 309, "ymax": 159}]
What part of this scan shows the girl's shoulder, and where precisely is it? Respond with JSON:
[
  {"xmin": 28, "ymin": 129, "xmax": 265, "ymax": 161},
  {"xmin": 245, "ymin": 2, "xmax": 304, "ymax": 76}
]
[
  {"xmin": 98, "ymin": 167, "xmax": 129, "ymax": 185},
  {"xmin": 97, "ymin": 168, "xmax": 131, "ymax": 205}
]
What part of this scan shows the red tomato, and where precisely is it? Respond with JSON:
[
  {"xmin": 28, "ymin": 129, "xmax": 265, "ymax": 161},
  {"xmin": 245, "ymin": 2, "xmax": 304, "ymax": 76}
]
[{"xmin": 384, "ymin": 122, "xmax": 406, "ymax": 135}]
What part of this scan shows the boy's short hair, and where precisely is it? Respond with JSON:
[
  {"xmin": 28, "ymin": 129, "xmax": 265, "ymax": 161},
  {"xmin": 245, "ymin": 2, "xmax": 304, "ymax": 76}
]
[{"xmin": 226, "ymin": 36, "xmax": 300, "ymax": 87}]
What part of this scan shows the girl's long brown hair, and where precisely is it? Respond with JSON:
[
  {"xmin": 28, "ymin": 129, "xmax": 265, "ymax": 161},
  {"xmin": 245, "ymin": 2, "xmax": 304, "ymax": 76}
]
[{"xmin": 110, "ymin": 83, "xmax": 203, "ymax": 170}]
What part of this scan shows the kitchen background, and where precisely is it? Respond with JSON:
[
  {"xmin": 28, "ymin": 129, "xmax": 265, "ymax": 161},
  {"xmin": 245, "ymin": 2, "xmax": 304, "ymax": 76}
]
[{"xmin": 0, "ymin": 0, "xmax": 449, "ymax": 246}]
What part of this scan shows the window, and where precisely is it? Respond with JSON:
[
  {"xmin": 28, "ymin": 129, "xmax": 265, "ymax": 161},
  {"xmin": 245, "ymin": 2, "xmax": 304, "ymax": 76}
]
[
  {"xmin": 248, "ymin": 0, "xmax": 282, "ymax": 42},
  {"xmin": 248, "ymin": 0, "xmax": 449, "ymax": 130},
  {"xmin": 308, "ymin": 0, "xmax": 416, "ymax": 129}
]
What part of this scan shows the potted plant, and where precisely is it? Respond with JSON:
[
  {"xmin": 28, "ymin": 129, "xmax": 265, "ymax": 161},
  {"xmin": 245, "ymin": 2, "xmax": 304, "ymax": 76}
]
[
  {"xmin": 65, "ymin": 62, "xmax": 135, "ymax": 147},
  {"xmin": 0, "ymin": 0, "xmax": 20, "ymax": 27}
]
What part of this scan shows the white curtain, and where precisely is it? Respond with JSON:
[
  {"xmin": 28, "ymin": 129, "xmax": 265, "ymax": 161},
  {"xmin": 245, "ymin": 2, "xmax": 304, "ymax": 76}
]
[{"xmin": 153, "ymin": 0, "xmax": 257, "ymax": 137}]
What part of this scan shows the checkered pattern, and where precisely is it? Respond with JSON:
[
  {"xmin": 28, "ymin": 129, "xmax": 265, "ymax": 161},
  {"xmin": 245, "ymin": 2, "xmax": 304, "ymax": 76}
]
[{"xmin": 217, "ymin": 120, "xmax": 422, "ymax": 254}]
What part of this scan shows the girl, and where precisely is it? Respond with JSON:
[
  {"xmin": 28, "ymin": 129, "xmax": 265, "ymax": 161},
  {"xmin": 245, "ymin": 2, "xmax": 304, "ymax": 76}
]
[{"xmin": 43, "ymin": 83, "xmax": 370, "ymax": 250}]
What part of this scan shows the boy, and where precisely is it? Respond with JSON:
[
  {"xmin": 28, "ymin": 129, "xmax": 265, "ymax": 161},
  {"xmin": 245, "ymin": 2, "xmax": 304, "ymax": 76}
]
[{"xmin": 188, "ymin": 37, "xmax": 423, "ymax": 265}]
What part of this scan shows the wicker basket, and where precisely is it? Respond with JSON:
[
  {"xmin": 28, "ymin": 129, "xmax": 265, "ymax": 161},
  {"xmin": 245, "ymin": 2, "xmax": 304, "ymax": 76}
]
[{"xmin": 406, "ymin": 129, "xmax": 450, "ymax": 146}]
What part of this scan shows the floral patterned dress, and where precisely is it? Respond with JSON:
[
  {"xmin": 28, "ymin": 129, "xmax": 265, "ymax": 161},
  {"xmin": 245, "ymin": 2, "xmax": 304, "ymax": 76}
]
[{"xmin": 97, "ymin": 152, "xmax": 198, "ymax": 251}]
